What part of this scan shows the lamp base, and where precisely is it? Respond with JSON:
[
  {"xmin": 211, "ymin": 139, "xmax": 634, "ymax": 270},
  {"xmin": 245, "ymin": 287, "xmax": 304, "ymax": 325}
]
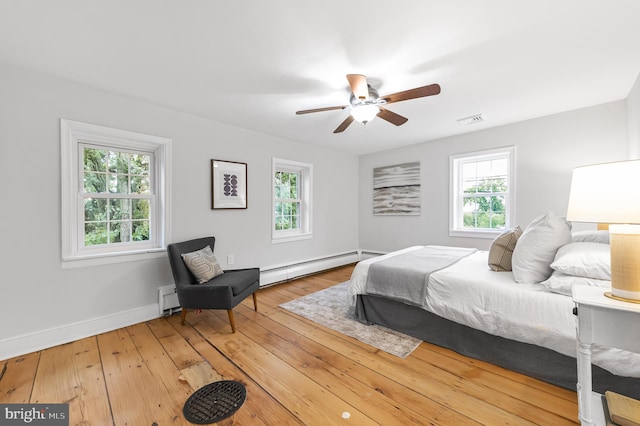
[
  {"xmin": 604, "ymin": 291, "xmax": 640, "ymax": 304},
  {"xmin": 609, "ymin": 224, "xmax": 640, "ymax": 303}
]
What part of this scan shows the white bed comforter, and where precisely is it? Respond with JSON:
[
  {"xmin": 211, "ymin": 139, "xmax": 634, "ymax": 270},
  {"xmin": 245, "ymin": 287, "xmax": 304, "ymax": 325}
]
[{"xmin": 349, "ymin": 246, "xmax": 640, "ymax": 377}]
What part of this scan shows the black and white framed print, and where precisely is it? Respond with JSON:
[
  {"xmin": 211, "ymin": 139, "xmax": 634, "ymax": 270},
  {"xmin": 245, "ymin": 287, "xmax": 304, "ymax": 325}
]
[
  {"xmin": 373, "ymin": 161, "xmax": 421, "ymax": 215},
  {"xmin": 211, "ymin": 159, "xmax": 247, "ymax": 209}
]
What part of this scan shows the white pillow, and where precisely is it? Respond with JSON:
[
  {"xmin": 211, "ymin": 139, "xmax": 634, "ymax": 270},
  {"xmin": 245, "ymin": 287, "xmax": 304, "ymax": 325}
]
[
  {"xmin": 181, "ymin": 245, "xmax": 224, "ymax": 284},
  {"xmin": 550, "ymin": 242, "xmax": 611, "ymax": 280},
  {"xmin": 541, "ymin": 270, "xmax": 610, "ymax": 296},
  {"xmin": 511, "ymin": 211, "xmax": 572, "ymax": 283},
  {"xmin": 571, "ymin": 230, "xmax": 610, "ymax": 244}
]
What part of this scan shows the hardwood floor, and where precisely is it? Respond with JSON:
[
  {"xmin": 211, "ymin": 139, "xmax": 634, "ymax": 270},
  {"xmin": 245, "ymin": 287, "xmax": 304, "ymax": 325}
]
[{"xmin": 0, "ymin": 265, "xmax": 579, "ymax": 425}]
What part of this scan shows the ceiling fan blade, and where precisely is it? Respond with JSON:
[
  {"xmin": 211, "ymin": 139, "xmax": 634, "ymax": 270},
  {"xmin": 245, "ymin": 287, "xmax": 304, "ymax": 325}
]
[
  {"xmin": 296, "ymin": 105, "xmax": 347, "ymax": 115},
  {"xmin": 377, "ymin": 107, "xmax": 408, "ymax": 126},
  {"xmin": 333, "ymin": 115, "xmax": 354, "ymax": 133},
  {"xmin": 382, "ymin": 83, "xmax": 441, "ymax": 104},
  {"xmin": 346, "ymin": 74, "xmax": 369, "ymax": 100}
]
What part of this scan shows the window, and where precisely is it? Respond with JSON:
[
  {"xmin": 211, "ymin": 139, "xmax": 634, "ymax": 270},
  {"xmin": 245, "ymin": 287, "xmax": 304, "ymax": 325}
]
[
  {"xmin": 272, "ymin": 158, "xmax": 312, "ymax": 243},
  {"xmin": 450, "ymin": 147, "xmax": 515, "ymax": 238},
  {"xmin": 61, "ymin": 119, "xmax": 171, "ymax": 265}
]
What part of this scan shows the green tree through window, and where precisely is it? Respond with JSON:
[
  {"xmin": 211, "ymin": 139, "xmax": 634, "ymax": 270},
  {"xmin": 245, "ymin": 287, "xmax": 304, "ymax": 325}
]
[
  {"xmin": 274, "ymin": 170, "xmax": 301, "ymax": 231},
  {"xmin": 450, "ymin": 147, "xmax": 514, "ymax": 235},
  {"xmin": 82, "ymin": 146, "xmax": 151, "ymax": 246}
]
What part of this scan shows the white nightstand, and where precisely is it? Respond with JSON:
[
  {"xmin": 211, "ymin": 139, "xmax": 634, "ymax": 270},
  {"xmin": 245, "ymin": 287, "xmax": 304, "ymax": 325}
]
[{"xmin": 572, "ymin": 285, "xmax": 640, "ymax": 426}]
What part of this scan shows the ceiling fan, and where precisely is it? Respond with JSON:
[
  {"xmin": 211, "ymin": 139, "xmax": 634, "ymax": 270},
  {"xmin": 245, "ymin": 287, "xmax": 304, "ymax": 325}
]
[{"xmin": 296, "ymin": 74, "xmax": 441, "ymax": 133}]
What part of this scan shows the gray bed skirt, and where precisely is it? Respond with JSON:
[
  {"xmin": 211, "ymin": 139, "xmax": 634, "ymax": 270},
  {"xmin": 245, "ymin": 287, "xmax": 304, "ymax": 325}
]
[{"xmin": 355, "ymin": 294, "xmax": 640, "ymax": 399}]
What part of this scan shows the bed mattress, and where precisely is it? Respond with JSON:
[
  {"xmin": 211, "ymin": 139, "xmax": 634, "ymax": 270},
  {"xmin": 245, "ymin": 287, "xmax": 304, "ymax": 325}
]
[{"xmin": 349, "ymin": 246, "xmax": 640, "ymax": 378}]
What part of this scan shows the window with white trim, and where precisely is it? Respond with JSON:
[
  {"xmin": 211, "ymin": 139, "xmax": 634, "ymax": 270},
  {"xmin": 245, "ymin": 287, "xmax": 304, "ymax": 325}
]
[
  {"xmin": 450, "ymin": 147, "xmax": 515, "ymax": 238},
  {"xmin": 61, "ymin": 119, "xmax": 171, "ymax": 263},
  {"xmin": 272, "ymin": 158, "xmax": 312, "ymax": 243}
]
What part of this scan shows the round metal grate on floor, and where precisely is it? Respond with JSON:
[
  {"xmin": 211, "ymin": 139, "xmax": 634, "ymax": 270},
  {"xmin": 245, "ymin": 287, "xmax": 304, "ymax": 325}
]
[{"xmin": 183, "ymin": 380, "xmax": 247, "ymax": 424}]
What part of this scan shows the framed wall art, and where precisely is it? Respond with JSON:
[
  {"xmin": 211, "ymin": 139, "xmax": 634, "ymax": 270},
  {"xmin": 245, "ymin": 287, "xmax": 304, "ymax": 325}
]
[
  {"xmin": 373, "ymin": 161, "xmax": 421, "ymax": 215},
  {"xmin": 211, "ymin": 159, "xmax": 247, "ymax": 209}
]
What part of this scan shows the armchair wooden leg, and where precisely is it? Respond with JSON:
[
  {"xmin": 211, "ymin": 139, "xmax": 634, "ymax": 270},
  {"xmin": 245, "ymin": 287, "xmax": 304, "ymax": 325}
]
[
  {"xmin": 227, "ymin": 309, "xmax": 236, "ymax": 333},
  {"xmin": 180, "ymin": 308, "xmax": 188, "ymax": 325},
  {"xmin": 252, "ymin": 293, "xmax": 258, "ymax": 312}
]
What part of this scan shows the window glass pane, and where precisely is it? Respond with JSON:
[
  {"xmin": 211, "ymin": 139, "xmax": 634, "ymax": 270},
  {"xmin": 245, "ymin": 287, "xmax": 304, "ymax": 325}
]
[
  {"xmin": 108, "ymin": 174, "xmax": 129, "ymax": 193},
  {"xmin": 85, "ymin": 222, "xmax": 107, "ymax": 246},
  {"xmin": 130, "ymin": 153, "xmax": 150, "ymax": 175},
  {"xmin": 84, "ymin": 148, "xmax": 107, "ymax": 172},
  {"xmin": 108, "ymin": 151, "xmax": 129, "ymax": 174},
  {"xmin": 491, "ymin": 195, "xmax": 505, "ymax": 213},
  {"xmin": 131, "ymin": 175, "xmax": 150, "ymax": 194},
  {"xmin": 492, "ymin": 177, "xmax": 507, "ymax": 192},
  {"xmin": 109, "ymin": 199, "xmax": 131, "ymax": 220},
  {"xmin": 132, "ymin": 220, "xmax": 150, "ymax": 241},
  {"xmin": 84, "ymin": 173, "xmax": 107, "ymax": 193},
  {"xmin": 491, "ymin": 158, "xmax": 508, "ymax": 176},
  {"xmin": 476, "ymin": 160, "xmax": 492, "ymax": 178},
  {"xmin": 132, "ymin": 199, "xmax": 149, "ymax": 220},
  {"xmin": 463, "ymin": 211, "xmax": 476, "ymax": 227},
  {"xmin": 110, "ymin": 221, "xmax": 131, "ymax": 243},
  {"xmin": 453, "ymin": 150, "xmax": 511, "ymax": 232},
  {"xmin": 84, "ymin": 198, "xmax": 107, "ymax": 221}
]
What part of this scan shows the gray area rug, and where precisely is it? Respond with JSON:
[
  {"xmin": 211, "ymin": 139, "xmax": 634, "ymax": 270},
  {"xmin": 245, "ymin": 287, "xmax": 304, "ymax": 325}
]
[{"xmin": 279, "ymin": 282, "xmax": 422, "ymax": 358}]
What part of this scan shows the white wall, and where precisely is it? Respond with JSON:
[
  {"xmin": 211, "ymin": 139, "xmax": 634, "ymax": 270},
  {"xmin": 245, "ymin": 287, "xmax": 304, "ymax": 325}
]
[
  {"xmin": 627, "ymin": 73, "xmax": 640, "ymax": 159},
  {"xmin": 0, "ymin": 63, "xmax": 359, "ymax": 357},
  {"xmin": 359, "ymin": 101, "xmax": 628, "ymax": 252}
]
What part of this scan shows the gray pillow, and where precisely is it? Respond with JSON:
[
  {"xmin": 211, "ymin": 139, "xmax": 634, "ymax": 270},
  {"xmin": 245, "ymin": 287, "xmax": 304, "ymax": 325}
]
[{"xmin": 181, "ymin": 245, "xmax": 224, "ymax": 284}]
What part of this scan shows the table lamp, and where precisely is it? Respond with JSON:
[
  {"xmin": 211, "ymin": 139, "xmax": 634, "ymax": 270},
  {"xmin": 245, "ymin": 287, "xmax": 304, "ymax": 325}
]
[{"xmin": 566, "ymin": 159, "xmax": 640, "ymax": 302}]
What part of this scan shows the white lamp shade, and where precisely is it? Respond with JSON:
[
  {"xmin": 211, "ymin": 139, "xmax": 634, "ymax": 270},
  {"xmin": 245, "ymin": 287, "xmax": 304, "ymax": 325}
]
[{"xmin": 566, "ymin": 159, "xmax": 640, "ymax": 224}]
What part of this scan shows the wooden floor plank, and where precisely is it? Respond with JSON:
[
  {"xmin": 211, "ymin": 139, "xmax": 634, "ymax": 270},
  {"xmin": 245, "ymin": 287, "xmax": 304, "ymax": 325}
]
[
  {"xmin": 30, "ymin": 338, "xmax": 113, "ymax": 425},
  {"xmin": 231, "ymin": 304, "xmax": 481, "ymax": 425},
  {"xmin": 97, "ymin": 327, "xmax": 187, "ymax": 425},
  {"xmin": 192, "ymin": 312, "xmax": 381, "ymax": 425},
  {"xmin": 417, "ymin": 340, "xmax": 579, "ymax": 404},
  {"xmin": 270, "ymin": 307, "xmax": 541, "ymax": 425},
  {"xmin": 165, "ymin": 314, "xmax": 304, "ymax": 425},
  {"xmin": 411, "ymin": 344, "xmax": 579, "ymax": 422},
  {"xmin": 0, "ymin": 352, "xmax": 40, "ymax": 403},
  {"xmin": 0, "ymin": 265, "xmax": 580, "ymax": 425}
]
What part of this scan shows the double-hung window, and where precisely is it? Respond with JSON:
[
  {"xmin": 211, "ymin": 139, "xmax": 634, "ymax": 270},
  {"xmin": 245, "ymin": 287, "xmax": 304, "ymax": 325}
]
[
  {"xmin": 61, "ymin": 119, "xmax": 171, "ymax": 264},
  {"xmin": 272, "ymin": 158, "xmax": 312, "ymax": 243},
  {"xmin": 450, "ymin": 146, "xmax": 515, "ymax": 238}
]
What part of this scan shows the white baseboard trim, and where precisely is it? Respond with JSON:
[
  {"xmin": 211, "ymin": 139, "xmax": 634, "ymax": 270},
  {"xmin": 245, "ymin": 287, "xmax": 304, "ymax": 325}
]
[
  {"xmin": 260, "ymin": 250, "xmax": 360, "ymax": 286},
  {"xmin": 0, "ymin": 250, "xmax": 364, "ymax": 361},
  {"xmin": 358, "ymin": 250, "xmax": 385, "ymax": 260},
  {"xmin": 0, "ymin": 303, "xmax": 160, "ymax": 361}
]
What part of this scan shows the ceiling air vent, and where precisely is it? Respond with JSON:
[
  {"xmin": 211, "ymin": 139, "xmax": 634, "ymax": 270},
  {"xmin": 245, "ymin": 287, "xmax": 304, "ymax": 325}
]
[{"xmin": 457, "ymin": 114, "xmax": 484, "ymax": 126}]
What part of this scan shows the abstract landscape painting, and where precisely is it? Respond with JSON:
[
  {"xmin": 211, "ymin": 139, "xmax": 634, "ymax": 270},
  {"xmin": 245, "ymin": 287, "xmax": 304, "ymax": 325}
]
[{"xmin": 373, "ymin": 162, "xmax": 421, "ymax": 215}]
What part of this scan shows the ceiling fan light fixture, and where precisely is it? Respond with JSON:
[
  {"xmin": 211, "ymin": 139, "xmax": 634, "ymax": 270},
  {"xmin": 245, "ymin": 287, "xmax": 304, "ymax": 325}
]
[{"xmin": 351, "ymin": 104, "xmax": 379, "ymax": 124}]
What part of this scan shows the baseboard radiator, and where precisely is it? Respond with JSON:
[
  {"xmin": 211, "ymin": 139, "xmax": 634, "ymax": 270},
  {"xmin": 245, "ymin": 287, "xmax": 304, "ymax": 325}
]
[
  {"xmin": 158, "ymin": 285, "xmax": 181, "ymax": 316},
  {"xmin": 158, "ymin": 250, "xmax": 361, "ymax": 315}
]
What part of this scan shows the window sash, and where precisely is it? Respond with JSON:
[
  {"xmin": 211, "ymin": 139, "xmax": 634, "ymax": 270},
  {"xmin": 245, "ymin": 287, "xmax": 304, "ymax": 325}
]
[
  {"xmin": 274, "ymin": 169, "xmax": 303, "ymax": 232},
  {"xmin": 79, "ymin": 143, "xmax": 158, "ymax": 250},
  {"xmin": 272, "ymin": 158, "xmax": 312, "ymax": 243},
  {"xmin": 450, "ymin": 147, "xmax": 515, "ymax": 237},
  {"xmin": 61, "ymin": 119, "xmax": 171, "ymax": 264}
]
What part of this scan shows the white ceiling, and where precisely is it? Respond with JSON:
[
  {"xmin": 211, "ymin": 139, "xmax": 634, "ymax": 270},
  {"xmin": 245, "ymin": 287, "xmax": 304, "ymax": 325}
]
[{"xmin": 1, "ymin": 1, "xmax": 639, "ymax": 155}]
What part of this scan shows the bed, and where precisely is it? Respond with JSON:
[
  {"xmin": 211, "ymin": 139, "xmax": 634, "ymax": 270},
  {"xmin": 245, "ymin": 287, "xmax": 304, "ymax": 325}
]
[{"xmin": 348, "ymin": 218, "xmax": 640, "ymax": 398}]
